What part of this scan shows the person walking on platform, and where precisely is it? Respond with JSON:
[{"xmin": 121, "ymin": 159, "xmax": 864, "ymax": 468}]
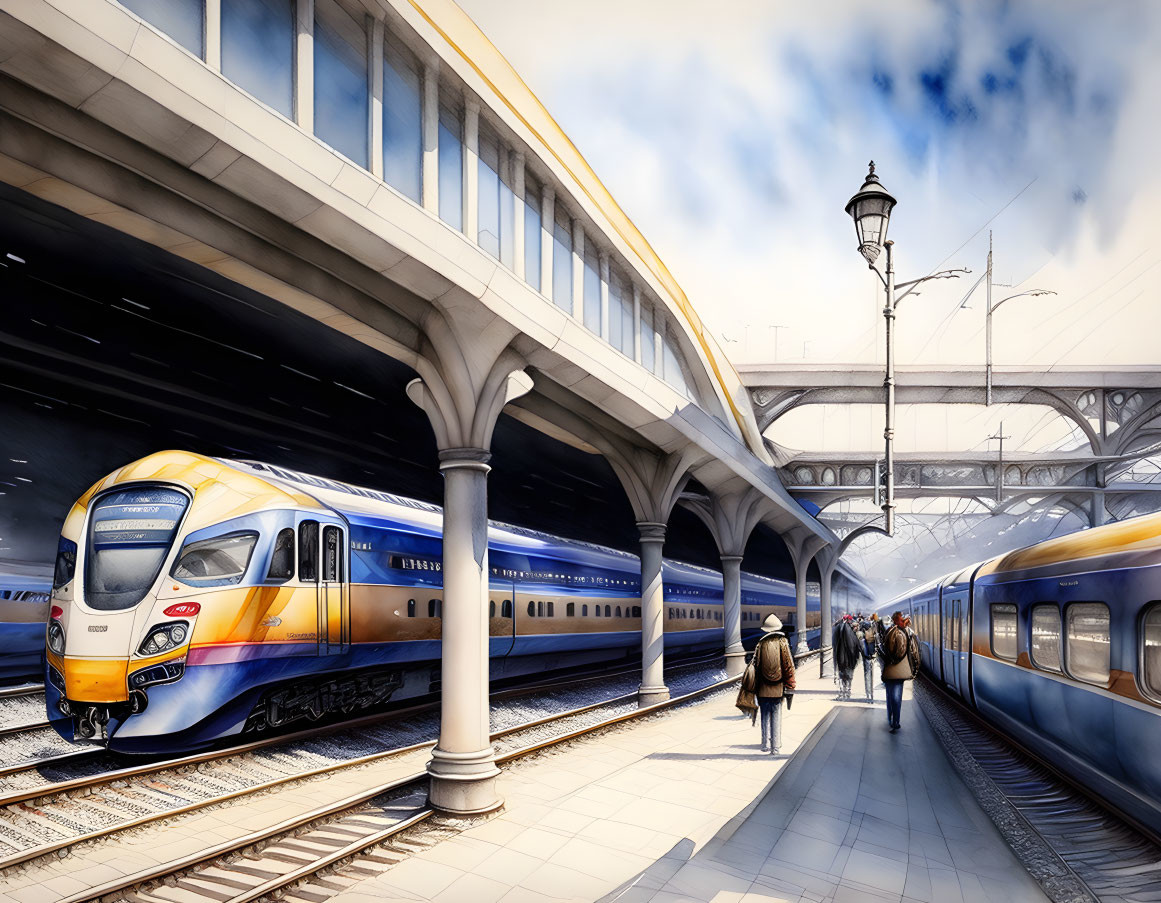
[
  {"xmin": 832, "ymin": 614, "xmax": 860, "ymax": 700},
  {"xmin": 858, "ymin": 616, "xmax": 878, "ymax": 702},
  {"xmin": 752, "ymin": 614, "xmax": 796, "ymax": 754},
  {"xmin": 880, "ymin": 611, "xmax": 920, "ymax": 732}
]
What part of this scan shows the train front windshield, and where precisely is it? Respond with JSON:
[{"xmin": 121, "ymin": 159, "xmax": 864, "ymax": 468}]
[{"xmin": 84, "ymin": 487, "xmax": 188, "ymax": 610}]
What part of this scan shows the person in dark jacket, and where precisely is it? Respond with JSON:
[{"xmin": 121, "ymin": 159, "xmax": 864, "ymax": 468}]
[
  {"xmin": 879, "ymin": 611, "xmax": 920, "ymax": 732},
  {"xmin": 832, "ymin": 614, "xmax": 860, "ymax": 700},
  {"xmin": 753, "ymin": 614, "xmax": 796, "ymax": 754},
  {"xmin": 858, "ymin": 616, "xmax": 878, "ymax": 702}
]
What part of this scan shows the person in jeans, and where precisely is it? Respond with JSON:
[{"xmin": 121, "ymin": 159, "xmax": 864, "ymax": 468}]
[
  {"xmin": 858, "ymin": 615, "xmax": 878, "ymax": 702},
  {"xmin": 880, "ymin": 611, "xmax": 920, "ymax": 732},
  {"xmin": 753, "ymin": 614, "xmax": 796, "ymax": 754}
]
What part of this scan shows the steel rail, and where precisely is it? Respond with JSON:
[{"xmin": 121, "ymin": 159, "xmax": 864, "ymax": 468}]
[
  {"xmin": 0, "ymin": 651, "xmax": 723, "ymax": 805},
  {"xmin": 0, "ymin": 719, "xmax": 48, "ymax": 739},
  {"xmin": 58, "ymin": 669, "xmax": 747, "ymax": 903},
  {"xmin": 0, "ymin": 683, "xmax": 43, "ymax": 700}
]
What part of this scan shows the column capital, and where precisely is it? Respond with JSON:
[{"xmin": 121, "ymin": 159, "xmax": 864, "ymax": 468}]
[
  {"xmin": 636, "ymin": 521, "xmax": 667, "ymax": 543},
  {"xmin": 438, "ymin": 447, "xmax": 492, "ymax": 472},
  {"xmin": 719, "ymin": 554, "xmax": 744, "ymax": 564}
]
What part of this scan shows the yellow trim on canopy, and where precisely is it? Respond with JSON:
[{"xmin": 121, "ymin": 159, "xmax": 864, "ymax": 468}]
[
  {"xmin": 979, "ymin": 512, "xmax": 1161, "ymax": 576},
  {"xmin": 404, "ymin": 0, "xmax": 748, "ymax": 439}
]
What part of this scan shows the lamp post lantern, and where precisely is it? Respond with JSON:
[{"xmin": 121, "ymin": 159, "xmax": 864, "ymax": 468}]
[{"xmin": 844, "ymin": 161, "xmax": 968, "ymax": 537}]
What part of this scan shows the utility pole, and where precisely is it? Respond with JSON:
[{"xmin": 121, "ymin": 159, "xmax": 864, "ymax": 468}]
[
  {"xmin": 987, "ymin": 420, "xmax": 1010, "ymax": 503},
  {"xmin": 768, "ymin": 324, "xmax": 788, "ymax": 361},
  {"xmin": 985, "ymin": 231, "xmax": 993, "ymax": 405}
]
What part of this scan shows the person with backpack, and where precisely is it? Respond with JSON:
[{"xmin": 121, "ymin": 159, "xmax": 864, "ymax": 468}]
[
  {"xmin": 750, "ymin": 614, "xmax": 796, "ymax": 754},
  {"xmin": 879, "ymin": 610, "xmax": 920, "ymax": 732},
  {"xmin": 858, "ymin": 615, "xmax": 878, "ymax": 702}
]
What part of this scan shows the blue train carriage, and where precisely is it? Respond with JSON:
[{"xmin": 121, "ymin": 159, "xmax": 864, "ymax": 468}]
[
  {"xmin": 738, "ymin": 572, "xmax": 797, "ymax": 646},
  {"xmin": 0, "ymin": 572, "xmax": 51, "ymax": 685},
  {"xmin": 968, "ymin": 513, "xmax": 1161, "ymax": 837}
]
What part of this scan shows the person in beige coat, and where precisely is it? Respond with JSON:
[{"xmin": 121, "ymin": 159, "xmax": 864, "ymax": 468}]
[
  {"xmin": 752, "ymin": 614, "xmax": 796, "ymax": 754},
  {"xmin": 880, "ymin": 611, "xmax": 920, "ymax": 732}
]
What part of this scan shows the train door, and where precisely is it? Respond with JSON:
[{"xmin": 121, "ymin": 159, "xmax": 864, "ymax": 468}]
[
  {"xmin": 938, "ymin": 589, "xmax": 947, "ymax": 684},
  {"xmin": 942, "ymin": 591, "xmax": 969, "ymax": 696},
  {"xmin": 300, "ymin": 518, "xmax": 349, "ymax": 656}
]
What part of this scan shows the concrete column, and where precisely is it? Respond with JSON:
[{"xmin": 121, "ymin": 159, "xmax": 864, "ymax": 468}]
[
  {"xmin": 540, "ymin": 187, "xmax": 554, "ymax": 301},
  {"xmin": 632, "ymin": 283, "xmax": 642, "ymax": 363},
  {"xmin": 599, "ymin": 252, "xmax": 610, "ymax": 340},
  {"xmin": 421, "ymin": 62, "xmax": 439, "ymax": 215},
  {"xmin": 294, "ymin": 0, "xmax": 314, "ymax": 131},
  {"xmin": 427, "ymin": 447, "xmax": 501, "ymax": 814},
  {"xmin": 464, "ymin": 98, "xmax": 479, "ymax": 244},
  {"xmin": 571, "ymin": 219, "xmax": 584, "ymax": 320},
  {"xmin": 512, "ymin": 151, "xmax": 525, "ymax": 281},
  {"xmin": 368, "ymin": 16, "xmax": 384, "ymax": 179},
  {"xmin": 819, "ymin": 563, "xmax": 835, "ymax": 678},
  {"xmin": 637, "ymin": 522, "xmax": 669, "ymax": 706},
  {"xmin": 205, "ymin": 0, "xmax": 221, "ymax": 69},
  {"xmin": 793, "ymin": 560, "xmax": 809, "ymax": 656},
  {"xmin": 721, "ymin": 555, "xmax": 744, "ymax": 677}
]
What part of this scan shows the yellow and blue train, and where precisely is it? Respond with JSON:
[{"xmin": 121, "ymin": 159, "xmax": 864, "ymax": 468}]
[
  {"xmin": 889, "ymin": 513, "xmax": 1161, "ymax": 837},
  {"xmin": 46, "ymin": 451, "xmax": 817, "ymax": 752}
]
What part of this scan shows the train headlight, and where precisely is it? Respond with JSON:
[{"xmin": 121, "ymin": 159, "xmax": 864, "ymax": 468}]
[
  {"xmin": 137, "ymin": 621, "xmax": 190, "ymax": 657},
  {"xmin": 47, "ymin": 621, "xmax": 65, "ymax": 656}
]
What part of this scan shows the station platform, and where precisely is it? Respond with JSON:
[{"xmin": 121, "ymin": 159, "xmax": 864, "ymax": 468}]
[{"xmin": 329, "ymin": 669, "xmax": 1049, "ymax": 903}]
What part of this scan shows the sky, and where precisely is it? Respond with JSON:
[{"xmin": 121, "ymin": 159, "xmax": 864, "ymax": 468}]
[
  {"xmin": 455, "ymin": 0, "xmax": 1161, "ymax": 590},
  {"xmin": 457, "ymin": 0, "xmax": 1160, "ymax": 377}
]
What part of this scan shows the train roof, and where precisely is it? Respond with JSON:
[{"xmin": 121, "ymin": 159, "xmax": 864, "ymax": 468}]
[{"xmin": 977, "ymin": 511, "xmax": 1161, "ymax": 578}]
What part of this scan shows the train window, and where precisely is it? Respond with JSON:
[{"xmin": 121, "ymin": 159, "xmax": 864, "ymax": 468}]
[
  {"xmin": 634, "ymin": 606, "xmax": 641, "ymax": 617},
  {"xmin": 548, "ymin": 601, "xmax": 555, "ymax": 617},
  {"xmin": 1065, "ymin": 603, "xmax": 1110, "ymax": 686},
  {"xmin": 173, "ymin": 531, "xmax": 259, "ymax": 585},
  {"xmin": 407, "ymin": 599, "xmax": 416, "ymax": 617},
  {"xmin": 537, "ymin": 600, "xmax": 544, "ymax": 617},
  {"xmin": 582, "ymin": 604, "xmax": 589, "ymax": 616},
  {"xmin": 668, "ymin": 607, "xmax": 674, "ymax": 619},
  {"xmin": 322, "ymin": 526, "xmax": 343, "ymax": 582},
  {"xmin": 616, "ymin": 606, "xmax": 622, "ymax": 618},
  {"xmin": 489, "ymin": 601, "xmax": 496, "ymax": 618},
  {"xmin": 429, "ymin": 598, "xmax": 441, "ymax": 618},
  {"xmin": 566, "ymin": 602, "xmax": 575, "ymax": 617},
  {"xmin": 696, "ymin": 608, "xmax": 702, "ymax": 619},
  {"xmin": 990, "ymin": 604, "xmax": 1018, "ymax": 661},
  {"xmin": 53, "ymin": 536, "xmax": 77, "ymax": 589},
  {"xmin": 527, "ymin": 601, "xmax": 535, "ymax": 617},
  {"xmin": 604, "ymin": 605, "xmax": 611, "ymax": 617},
  {"xmin": 267, "ymin": 528, "xmax": 295, "ymax": 580},
  {"xmin": 299, "ymin": 521, "xmax": 319, "ymax": 582},
  {"xmin": 502, "ymin": 600, "xmax": 512, "ymax": 618},
  {"xmin": 1141, "ymin": 605, "xmax": 1161, "ymax": 699},
  {"xmin": 1030, "ymin": 605, "xmax": 1062, "ymax": 673}
]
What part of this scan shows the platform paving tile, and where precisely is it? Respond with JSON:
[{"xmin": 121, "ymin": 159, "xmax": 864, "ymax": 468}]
[{"xmin": 316, "ymin": 674, "xmax": 1052, "ymax": 903}]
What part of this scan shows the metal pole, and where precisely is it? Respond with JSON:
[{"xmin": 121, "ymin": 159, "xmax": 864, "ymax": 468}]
[
  {"xmin": 997, "ymin": 420, "xmax": 1004, "ymax": 504},
  {"xmin": 985, "ymin": 231, "xmax": 993, "ymax": 406},
  {"xmin": 884, "ymin": 240, "xmax": 896, "ymax": 536}
]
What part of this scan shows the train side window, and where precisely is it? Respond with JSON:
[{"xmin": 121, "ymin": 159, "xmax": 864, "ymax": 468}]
[
  {"xmin": 604, "ymin": 605, "xmax": 611, "ymax": 617},
  {"xmin": 429, "ymin": 598, "xmax": 441, "ymax": 618},
  {"xmin": 990, "ymin": 604, "xmax": 1018, "ymax": 661},
  {"xmin": 1140, "ymin": 605, "xmax": 1161, "ymax": 700},
  {"xmin": 548, "ymin": 601, "xmax": 555, "ymax": 617},
  {"xmin": 616, "ymin": 606, "xmax": 622, "ymax": 618},
  {"xmin": 537, "ymin": 600, "xmax": 544, "ymax": 617},
  {"xmin": 582, "ymin": 604, "xmax": 588, "ymax": 616},
  {"xmin": 267, "ymin": 528, "xmax": 295, "ymax": 580},
  {"xmin": 407, "ymin": 599, "xmax": 416, "ymax": 617},
  {"xmin": 634, "ymin": 606, "xmax": 641, "ymax": 617},
  {"xmin": 1030, "ymin": 604, "xmax": 1062, "ymax": 673},
  {"xmin": 567, "ymin": 602, "xmax": 575, "ymax": 617},
  {"xmin": 322, "ymin": 526, "xmax": 343, "ymax": 582},
  {"xmin": 527, "ymin": 601, "xmax": 535, "ymax": 617},
  {"xmin": 668, "ymin": 607, "xmax": 674, "ymax": 619},
  {"xmin": 502, "ymin": 600, "xmax": 512, "ymax": 618},
  {"xmin": 489, "ymin": 601, "xmax": 496, "ymax": 618},
  {"xmin": 299, "ymin": 521, "xmax": 319, "ymax": 582},
  {"xmin": 1065, "ymin": 603, "xmax": 1110, "ymax": 686}
]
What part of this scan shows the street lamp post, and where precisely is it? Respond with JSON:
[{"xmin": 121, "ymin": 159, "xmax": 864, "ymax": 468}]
[{"xmin": 845, "ymin": 161, "xmax": 968, "ymax": 537}]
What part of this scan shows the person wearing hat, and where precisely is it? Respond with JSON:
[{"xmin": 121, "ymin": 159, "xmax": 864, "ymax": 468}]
[
  {"xmin": 880, "ymin": 610, "xmax": 920, "ymax": 732},
  {"xmin": 752, "ymin": 613, "xmax": 796, "ymax": 754}
]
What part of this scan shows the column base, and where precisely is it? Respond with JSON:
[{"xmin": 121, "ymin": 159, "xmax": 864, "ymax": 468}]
[
  {"xmin": 795, "ymin": 641, "xmax": 810, "ymax": 657},
  {"xmin": 819, "ymin": 646, "xmax": 834, "ymax": 678},
  {"xmin": 638, "ymin": 685, "xmax": 670, "ymax": 707},
  {"xmin": 725, "ymin": 650, "xmax": 746, "ymax": 677},
  {"xmin": 426, "ymin": 746, "xmax": 503, "ymax": 815}
]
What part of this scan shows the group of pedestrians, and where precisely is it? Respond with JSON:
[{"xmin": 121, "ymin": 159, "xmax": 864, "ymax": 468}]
[
  {"xmin": 835, "ymin": 610, "xmax": 920, "ymax": 731},
  {"xmin": 736, "ymin": 609, "xmax": 920, "ymax": 754}
]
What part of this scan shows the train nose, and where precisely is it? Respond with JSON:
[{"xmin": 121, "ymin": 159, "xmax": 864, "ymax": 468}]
[{"xmin": 63, "ymin": 657, "xmax": 130, "ymax": 703}]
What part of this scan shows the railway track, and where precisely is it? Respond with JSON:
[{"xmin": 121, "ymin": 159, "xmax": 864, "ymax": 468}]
[
  {"xmin": 0, "ymin": 659, "xmax": 729, "ymax": 872},
  {"xmin": 916, "ymin": 678, "xmax": 1161, "ymax": 903},
  {"xmin": 55, "ymin": 668, "xmax": 744, "ymax": 903}
]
